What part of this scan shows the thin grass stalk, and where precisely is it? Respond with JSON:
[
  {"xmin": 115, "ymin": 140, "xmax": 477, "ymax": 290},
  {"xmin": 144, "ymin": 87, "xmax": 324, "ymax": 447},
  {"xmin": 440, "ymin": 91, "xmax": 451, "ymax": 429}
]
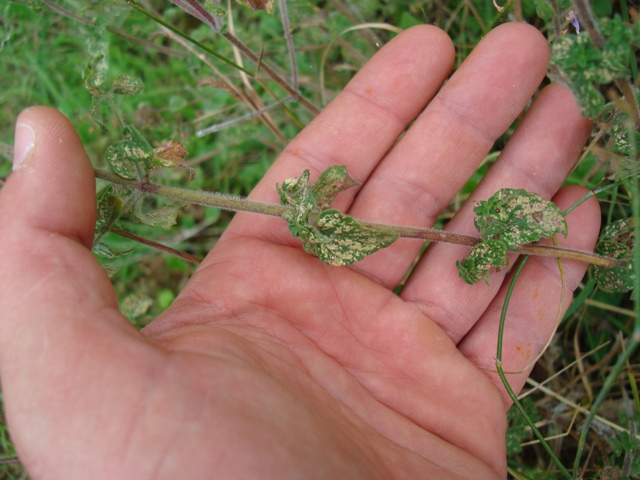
[
  {"xmin": 126, "ymin": 0, "xmax": 254, "ymax": 75},
  {"xmin": 494, "ymin": 256, "xmax": 572, "ymax": 479},
  {"xmin": 278, "ymin": 0, "xmax": 298, "ymax": 90}
]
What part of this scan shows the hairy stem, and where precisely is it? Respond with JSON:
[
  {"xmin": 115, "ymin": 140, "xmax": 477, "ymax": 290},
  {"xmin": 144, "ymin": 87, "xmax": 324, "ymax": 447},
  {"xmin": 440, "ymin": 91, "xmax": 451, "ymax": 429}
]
[{"xmin": 95, "ymin": 169, "xmax": 625, "ymax": 268}]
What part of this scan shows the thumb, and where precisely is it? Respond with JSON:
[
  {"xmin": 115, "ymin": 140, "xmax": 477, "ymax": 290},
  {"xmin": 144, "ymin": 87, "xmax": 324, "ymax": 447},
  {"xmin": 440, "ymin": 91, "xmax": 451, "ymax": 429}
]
[
  {"xmin": 3, "ymin": 105, "xmax": 96, "ymax": 246},
  {"xmin": 0, "ymin": 105, "xmax": 133, "ymax": 358},
  {"xmin": 0, "ymin": 104, "xmax": 132, "ymax": 361},
  {"xmin": 0, "ymin": 107, "xmax": 135, "ymax": 430}
]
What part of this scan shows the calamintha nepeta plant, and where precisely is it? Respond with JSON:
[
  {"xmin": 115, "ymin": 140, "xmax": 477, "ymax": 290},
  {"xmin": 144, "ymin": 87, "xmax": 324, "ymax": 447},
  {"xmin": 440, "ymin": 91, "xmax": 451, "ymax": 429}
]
[{"xmin": 3, "ymin": 0, "xmax": 639, "ymax": 478}]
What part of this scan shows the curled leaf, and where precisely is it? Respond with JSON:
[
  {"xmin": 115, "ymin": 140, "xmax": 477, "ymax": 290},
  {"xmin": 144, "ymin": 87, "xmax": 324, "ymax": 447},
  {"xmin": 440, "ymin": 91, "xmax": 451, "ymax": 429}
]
[
  {"xmin": 150, "ymin": 140, "xmax": 195, "ymax": 180},
  {"xmin": 111, "ymin": 74, "xmax": 145, "ymax": 96},
  {"xmin": 456, "ymin": 239, "xmax": 509, "ymax": 285},
  {"xmin": 457, "ymin": 188, "xmax": 567, "ymax": 285}
]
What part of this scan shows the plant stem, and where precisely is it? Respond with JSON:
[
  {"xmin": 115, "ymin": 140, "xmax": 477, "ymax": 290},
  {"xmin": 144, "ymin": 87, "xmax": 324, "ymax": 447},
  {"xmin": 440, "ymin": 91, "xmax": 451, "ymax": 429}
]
[
  {"xmin": 221, "ymin": 32, "xmax": 320, "ymax": 115},
  {"xmin": 95, "ymin": 169, "xmax": 289, "ymax": 216},
  {"xmin": 94, "ymin": 168, "xmax": 626, "ymax": 268}
]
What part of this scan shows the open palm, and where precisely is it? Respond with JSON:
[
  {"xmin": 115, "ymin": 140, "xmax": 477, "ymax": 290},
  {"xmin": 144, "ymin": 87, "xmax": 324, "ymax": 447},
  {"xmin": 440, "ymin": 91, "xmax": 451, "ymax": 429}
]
[{"xmin": 0, "ymin": 24, "xmax": 600, "ymax": 479}]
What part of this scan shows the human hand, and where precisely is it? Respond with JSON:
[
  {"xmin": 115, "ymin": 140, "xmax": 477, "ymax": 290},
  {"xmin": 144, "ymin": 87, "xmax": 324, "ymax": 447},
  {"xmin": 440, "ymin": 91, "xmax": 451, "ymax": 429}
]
[{"xmin": 0, "ymin": 23, "xmax": 600, "ymax": 479}]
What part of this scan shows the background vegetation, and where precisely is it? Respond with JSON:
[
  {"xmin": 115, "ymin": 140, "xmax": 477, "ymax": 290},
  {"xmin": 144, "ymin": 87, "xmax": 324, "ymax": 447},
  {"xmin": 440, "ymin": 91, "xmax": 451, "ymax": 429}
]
[{"xmin": 0, "ymin": 0, "xmax": 638, "ymax": 478}]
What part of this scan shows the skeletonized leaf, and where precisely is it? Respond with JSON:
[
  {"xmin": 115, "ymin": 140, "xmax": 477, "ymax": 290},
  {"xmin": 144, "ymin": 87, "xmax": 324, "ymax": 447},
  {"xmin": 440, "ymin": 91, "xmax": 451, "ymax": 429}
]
[{"xmin": 89, "ymin": 97, "xmax": 108, "ymax": 132}]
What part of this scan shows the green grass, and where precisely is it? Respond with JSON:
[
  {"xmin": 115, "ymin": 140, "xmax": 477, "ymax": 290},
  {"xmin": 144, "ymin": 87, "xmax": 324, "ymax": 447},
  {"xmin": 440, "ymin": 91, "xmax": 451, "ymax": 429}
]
[{"xmin": 1, "ymin": 1, "xmax": 639, "ymax": 478}]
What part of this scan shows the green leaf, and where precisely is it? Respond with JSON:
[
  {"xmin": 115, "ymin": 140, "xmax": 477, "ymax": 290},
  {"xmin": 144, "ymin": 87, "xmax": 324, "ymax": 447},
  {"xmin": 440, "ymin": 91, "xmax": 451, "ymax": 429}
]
[
  {"xmin": 593, "ymin": 219, "xmax": 635, "ymax": 293},
  {"xmin": 104, "ymin": 141, "xmax": 138, "ymax": 179},
  {"xmin": 533, "ymin": 0, "xmax": 555, "ymax": 21},
  {"xmin": 473, "ymin": 188, "xmax": 567, "ymax": 250},
  {"xmin": 311, "ymin": 210, "xmax": 398, "ymax": 266},
  {"xmin": 310, "ymin": 165, "xmax": 360, "ymax": 210},
  {"xmin": 610, "ymin": 112, "xmax": 640, "ymax": 157},
  {"xmin": 94, "ymin": 186, "xmax": 123, "ymax": 244},
  {"xmin": 204, "ymin": 0, "xmax": 226, "ymax": 16},
  {"xmin": 110, "ymin": 74, "xmax": 144, "ymax": 96},
  {"xmin": 122, "ymin": 125, "xmax": 154, "ymax": 158},
  {"xmin": 456, "ymin": 240, "xmax": 509, "ymax": 285}
]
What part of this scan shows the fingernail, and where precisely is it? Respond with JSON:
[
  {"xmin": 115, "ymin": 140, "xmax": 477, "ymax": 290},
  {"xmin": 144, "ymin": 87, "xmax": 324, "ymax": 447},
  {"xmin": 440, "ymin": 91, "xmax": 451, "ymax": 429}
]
[{"xmin": 13, "ymin": 122, "xmax": 35, "ymax": 171}]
